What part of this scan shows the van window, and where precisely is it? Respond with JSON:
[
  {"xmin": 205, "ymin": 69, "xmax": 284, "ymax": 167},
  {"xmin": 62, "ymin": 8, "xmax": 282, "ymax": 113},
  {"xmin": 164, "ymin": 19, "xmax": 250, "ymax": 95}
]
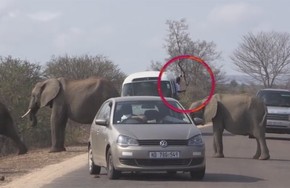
[
  {"xmin": 122, "ymin": 80, "xmax": 172, "ymax": 97},
  {"xmin": 121, "ymin": 71, "xmax": 178, "ymax": 99}
]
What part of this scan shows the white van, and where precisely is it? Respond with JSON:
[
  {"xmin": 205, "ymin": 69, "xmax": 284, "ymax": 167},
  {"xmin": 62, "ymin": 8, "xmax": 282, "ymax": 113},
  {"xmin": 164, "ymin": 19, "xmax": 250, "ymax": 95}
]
[{"xmin": 121, "ymin": 71, "xmax": 178, "ymax": 99}]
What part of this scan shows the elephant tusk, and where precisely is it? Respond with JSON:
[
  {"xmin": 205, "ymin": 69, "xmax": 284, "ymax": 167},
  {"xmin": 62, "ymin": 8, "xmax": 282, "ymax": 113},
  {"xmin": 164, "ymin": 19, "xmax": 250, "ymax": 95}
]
[{"xmin": 21, "ymin": 109, "xmax": 31, "ymax": 118}]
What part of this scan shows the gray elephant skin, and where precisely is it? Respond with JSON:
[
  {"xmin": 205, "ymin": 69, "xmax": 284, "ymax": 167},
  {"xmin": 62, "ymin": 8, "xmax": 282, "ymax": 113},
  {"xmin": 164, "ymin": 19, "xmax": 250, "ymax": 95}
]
[
  {"xmin": 23, "ymin": 77, "xmax": 119, "ymax": 152},
  {"xmin": 0, "ymin": 102, "xmax": 27, "ymax": 155},
  {"xmin": 190, "ymin": 93, "xmax": 270, "ymax": 160}
]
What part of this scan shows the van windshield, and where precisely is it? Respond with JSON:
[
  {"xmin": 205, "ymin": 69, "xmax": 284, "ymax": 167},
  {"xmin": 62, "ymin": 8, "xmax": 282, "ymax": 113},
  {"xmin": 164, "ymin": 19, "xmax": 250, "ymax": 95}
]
[
  {"xmin": 122, "ymin": 81, "xmax": 173, "ymax": 97},
  {"xmin": 258, "ymin": 90, "xmax": 290, "ymax": 107}
]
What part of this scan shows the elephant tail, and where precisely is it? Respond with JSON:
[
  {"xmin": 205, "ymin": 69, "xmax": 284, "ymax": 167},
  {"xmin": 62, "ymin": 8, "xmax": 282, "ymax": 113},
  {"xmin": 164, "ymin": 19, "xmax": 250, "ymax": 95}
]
[
  {"xmin": 253, "ymin": 97, "xmax": 267, "ymax": 128},
  {"xmin": 260, "ymin": 107, "xmax": 267, "ymax": 128}
]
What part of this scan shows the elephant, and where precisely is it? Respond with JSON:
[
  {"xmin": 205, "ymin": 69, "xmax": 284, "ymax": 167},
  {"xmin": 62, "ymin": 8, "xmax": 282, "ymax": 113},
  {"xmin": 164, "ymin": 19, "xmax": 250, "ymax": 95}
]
[
  {"xmin": 22, "ymin": 77, "xmax": 119, "ymax": 152},
  {"xmin": 190, "ymin": 93, "xmax": 270, "ymax": 160},
  {"xmin": 0, "ymin": 102, "xmax": 27, "ymax": 155}
]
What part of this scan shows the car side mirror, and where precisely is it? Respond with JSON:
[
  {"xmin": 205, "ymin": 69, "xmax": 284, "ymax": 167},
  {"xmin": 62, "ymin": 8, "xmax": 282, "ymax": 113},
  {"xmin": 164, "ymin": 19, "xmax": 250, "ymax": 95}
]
[
  {"xmin": 193, "ymin": 117, "xmax": 204, "ymax": 125},
  {"xmin": 95, "ymin": 119, "xmax": 108, "ymax": 126}
]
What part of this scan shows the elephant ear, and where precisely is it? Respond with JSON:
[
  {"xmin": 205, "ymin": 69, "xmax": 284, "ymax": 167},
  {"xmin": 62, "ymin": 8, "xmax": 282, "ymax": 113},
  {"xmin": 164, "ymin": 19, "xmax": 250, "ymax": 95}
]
[
  {"xmin": 204, "ymin": 94, "xmax": 219, "ymax": 123},
  {"xmin": 40, "ymin": 78, "xmax": 60, "ymax": 107},
  {"xmin": 189, "ymin": 101, "xmax": 202, "ymax": 110}
]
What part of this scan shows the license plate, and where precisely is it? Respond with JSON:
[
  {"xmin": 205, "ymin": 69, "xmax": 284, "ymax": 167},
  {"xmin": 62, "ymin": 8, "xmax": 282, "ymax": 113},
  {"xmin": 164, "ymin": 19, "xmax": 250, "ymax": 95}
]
[{"xmin": 149, "ymin": 151, "xmax": 180, "ymax": 159}]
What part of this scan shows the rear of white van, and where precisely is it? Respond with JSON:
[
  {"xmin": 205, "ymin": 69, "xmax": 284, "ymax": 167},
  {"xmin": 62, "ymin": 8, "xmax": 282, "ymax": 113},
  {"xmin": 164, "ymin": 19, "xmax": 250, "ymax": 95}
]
[{"xmin": 121, "ymin": 71, "xmax": 178, "ymax": 99}]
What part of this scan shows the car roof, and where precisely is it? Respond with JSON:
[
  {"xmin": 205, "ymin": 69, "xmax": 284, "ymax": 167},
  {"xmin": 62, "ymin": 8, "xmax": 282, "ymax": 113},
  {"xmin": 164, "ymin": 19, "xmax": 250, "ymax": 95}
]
[
  {"xmin": 258, "ymin": 88, "xmax": 290, "ymax": 92},
  {"xmin": 108, "ymin": 96, "xmax": 178, "ymax": 103},
  {"xmin": 122, "ymin": 71, "xmax": 175, "ymax": 84}
]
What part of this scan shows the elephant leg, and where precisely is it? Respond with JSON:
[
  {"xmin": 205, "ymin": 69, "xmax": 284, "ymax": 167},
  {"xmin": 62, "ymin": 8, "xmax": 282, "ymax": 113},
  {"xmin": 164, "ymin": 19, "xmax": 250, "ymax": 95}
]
[
  {"xmin": 5, "ymin": 126, "xmax": 27, "ymax": 155},
  {"xmin": 253, "ymin": 127, "xmax": 270, "ymax": 160},
  {"xmin": 253, "ymin": 138, "xmax": 261, "ymax": 159},
  {"xmin": 213, "ymin": 137, "xmax": 217, "ymax": 154},
  {"xmin": 258, "ymin": 138, "xmax": 270, "ymax": 160},
  {"xmin": 257, "ymin": 134, "xmax": 270, "ymax": 160},
  {"xmin": 212, "ymin": 124, "xmax": 224, "ymax": 158},
  {"xmin": 50, "ymin": 111, "xmax": 67, "ymax": 152}
]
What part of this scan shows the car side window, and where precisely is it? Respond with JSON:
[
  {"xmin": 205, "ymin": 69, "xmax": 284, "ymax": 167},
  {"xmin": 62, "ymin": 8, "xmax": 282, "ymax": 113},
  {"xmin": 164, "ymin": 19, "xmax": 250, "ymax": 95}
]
[{"xmin": 96, "ymin": 102, "xmax": 111, "ymax": 121}]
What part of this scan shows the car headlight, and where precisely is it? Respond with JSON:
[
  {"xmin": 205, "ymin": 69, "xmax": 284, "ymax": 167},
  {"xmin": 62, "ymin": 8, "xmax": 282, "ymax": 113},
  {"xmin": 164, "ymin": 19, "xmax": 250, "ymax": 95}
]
[
  {"xmin": 117, "ymin": 135, "xmax": 139, "ymax": 147},
  {"xmin": 188, "ymin": 134, "xmax": 203, "ymax": 146}
]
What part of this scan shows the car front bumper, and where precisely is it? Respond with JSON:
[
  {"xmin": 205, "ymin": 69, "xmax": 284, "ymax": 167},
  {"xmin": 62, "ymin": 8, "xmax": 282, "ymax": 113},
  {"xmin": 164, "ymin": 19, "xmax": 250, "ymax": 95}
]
[
  {"xmin": 266, "ymin": 119, "xmax": 290, "ymax": 133},
  {"xmin": 111, "ymin": 144, "xmax": 205, "ymax": 172}
]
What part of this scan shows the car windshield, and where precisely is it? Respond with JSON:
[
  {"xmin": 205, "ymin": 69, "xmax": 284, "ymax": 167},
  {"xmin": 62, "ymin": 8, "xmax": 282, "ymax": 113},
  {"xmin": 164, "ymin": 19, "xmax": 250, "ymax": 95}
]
[
  {"xmin": 258, "ymin": 91, "xmax": 290, "ymax": 107},
  {"xmin": 122, "ymin": 81, "xmax": 172, "ymax": 97},
  {"xmin": 113, "ymin": 100, "xmax": 191, "ymax": 124}
]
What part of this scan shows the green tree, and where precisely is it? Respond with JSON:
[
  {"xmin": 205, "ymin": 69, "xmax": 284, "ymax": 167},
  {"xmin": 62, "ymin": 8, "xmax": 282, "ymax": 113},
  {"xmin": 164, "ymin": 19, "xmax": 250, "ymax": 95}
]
[
  {"xmin": 0, "ymin": 56, "xmax": 42, "ymax": 120},
  {"xmin": 0, "ymin": 56, "xmax": 48, "ymax": 154},
  {"xmin": 44, "ymin": 54, "xmax": 126, "ymax": 91},
  {"xmin": 230, "ymin": 80, "xmax": 238, "ymax": 88}
]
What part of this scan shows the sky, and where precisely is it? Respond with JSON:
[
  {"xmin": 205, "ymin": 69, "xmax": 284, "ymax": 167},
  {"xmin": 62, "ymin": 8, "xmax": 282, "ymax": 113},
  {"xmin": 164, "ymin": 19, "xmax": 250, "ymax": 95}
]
[{"xmin": 0, "ymin": 0, "xmax": 290, "ymax": 76}]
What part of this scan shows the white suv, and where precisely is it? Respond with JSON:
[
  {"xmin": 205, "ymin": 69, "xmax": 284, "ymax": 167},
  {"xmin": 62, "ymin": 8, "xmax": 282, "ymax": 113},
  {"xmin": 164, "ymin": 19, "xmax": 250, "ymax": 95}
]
[{"xmin": 257, "ymin": 88, "xmax": 290, "ymax": 134}]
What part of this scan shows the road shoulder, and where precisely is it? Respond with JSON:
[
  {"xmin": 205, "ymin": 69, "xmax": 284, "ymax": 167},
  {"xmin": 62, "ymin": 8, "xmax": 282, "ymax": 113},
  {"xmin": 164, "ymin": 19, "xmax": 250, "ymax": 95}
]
[{"xmin": 2, "ymin": 153, "xmax": 87, "ymax": 188}]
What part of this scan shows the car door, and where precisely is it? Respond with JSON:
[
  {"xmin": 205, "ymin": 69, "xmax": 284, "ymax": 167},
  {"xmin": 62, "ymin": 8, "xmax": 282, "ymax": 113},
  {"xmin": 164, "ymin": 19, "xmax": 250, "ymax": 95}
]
[{"xmin": 92, "ymin": 101, "xmax": 112, "ymax": 166}]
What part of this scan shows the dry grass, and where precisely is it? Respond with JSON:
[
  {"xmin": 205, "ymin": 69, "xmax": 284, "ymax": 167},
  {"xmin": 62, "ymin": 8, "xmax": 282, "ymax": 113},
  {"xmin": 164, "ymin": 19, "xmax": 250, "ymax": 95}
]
[{"xmin": 0, "ymin": 145, "xmax": 87, "ymax": 186}]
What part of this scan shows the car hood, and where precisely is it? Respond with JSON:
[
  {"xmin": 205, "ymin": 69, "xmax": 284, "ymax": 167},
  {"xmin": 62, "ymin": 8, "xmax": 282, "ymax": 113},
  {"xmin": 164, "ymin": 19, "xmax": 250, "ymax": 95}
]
[
  {"xmin": 113, "ymin": 124, "xmax": 201, "ymax": 140},
  {"xmin": 267, "ymin": 106, "xmax": 290, "ymax": 114}
]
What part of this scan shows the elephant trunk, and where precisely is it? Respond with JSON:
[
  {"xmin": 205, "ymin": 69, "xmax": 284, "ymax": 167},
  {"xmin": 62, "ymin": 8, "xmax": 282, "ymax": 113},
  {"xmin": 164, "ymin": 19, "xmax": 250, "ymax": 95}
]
[
  {"xmin": 22, "ymin": 100, "xmax": 40, "ymax": 127},
  {"xmin": 30, "ymin": 111, "xmax": 38, "ymax": 127}
]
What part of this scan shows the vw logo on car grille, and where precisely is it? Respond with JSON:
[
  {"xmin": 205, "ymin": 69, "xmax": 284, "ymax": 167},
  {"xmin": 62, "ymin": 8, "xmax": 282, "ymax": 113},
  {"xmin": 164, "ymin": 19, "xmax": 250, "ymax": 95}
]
[{"xmin": 160, "ymin": 140, "xmax": 168, "ymax": 148}]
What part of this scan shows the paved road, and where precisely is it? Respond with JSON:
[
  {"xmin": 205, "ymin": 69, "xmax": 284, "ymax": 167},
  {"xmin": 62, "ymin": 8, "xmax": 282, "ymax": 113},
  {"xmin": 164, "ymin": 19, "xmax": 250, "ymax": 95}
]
[{"xmin": 42, "ymin": 126, "xmax": 290, "ymax": 188}]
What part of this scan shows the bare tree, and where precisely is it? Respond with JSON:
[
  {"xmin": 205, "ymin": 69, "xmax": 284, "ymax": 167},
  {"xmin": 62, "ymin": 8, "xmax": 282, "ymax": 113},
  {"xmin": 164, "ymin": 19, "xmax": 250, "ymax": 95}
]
[
  {"xmin": 163, "ymin": 19, "xmax": 222, "ymax": 78},
  {"xmin": 148, "ymin": 60, "xmax": 163, "ymax": 71},
  {"xmin": 150, "ymin": 19, "xmax": 223, "ymax": 104},
  {"xmin": 231, "ymin": 31, "xmax": 290, "ymax": 88}
]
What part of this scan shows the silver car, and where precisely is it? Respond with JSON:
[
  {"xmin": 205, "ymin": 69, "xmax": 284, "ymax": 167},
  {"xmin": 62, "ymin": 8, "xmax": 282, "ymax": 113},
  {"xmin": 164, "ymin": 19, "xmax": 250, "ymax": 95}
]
[
  {"xmin": 257, "ymin": 88, "xmax": 290, "ymax": 134},
  {"xmin": 88, "ymin": 96, "xmax": 205, "ymax": 180}
]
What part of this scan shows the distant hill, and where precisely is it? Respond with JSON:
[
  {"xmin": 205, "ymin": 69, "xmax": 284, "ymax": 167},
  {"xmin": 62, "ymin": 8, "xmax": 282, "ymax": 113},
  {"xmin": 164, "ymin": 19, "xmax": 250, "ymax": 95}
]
[
  {"xmin": 225, "ymin": 74, "xmax": 290, "ymax": 85},
  {"xmin": 225, "ymin": 74, "xmax": 258, "ymax": 85}
]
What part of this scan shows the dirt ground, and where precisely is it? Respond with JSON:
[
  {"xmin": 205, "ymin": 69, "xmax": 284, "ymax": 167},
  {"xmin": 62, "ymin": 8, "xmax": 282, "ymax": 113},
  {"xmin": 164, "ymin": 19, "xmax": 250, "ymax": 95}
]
[{"xmin": 0, "ymin": 145, "xmax": 87, "ymax": 187}]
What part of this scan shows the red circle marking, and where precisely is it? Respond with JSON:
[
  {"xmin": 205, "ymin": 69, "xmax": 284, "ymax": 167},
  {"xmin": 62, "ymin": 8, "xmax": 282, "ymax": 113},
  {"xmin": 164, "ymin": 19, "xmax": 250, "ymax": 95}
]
[{"xmin": 157, "ymin": 55, "xmax": 215, "ymax": 113}]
